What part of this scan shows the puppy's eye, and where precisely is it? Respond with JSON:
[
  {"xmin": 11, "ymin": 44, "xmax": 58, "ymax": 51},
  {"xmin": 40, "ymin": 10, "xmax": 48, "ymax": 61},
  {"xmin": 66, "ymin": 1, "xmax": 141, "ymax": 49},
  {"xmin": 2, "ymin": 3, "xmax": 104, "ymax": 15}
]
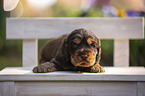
[
  {"xmin": 72, "ymin": 43, "xmax": 78, "ymax": 48},
  {"xmin": 90, "ymin": 43, "xmax": 96, "ymax": 48}
]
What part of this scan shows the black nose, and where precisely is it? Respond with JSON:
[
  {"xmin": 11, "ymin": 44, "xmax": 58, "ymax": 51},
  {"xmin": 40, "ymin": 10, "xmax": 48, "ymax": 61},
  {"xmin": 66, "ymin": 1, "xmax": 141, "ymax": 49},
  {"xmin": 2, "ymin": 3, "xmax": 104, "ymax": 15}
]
[{"xmin": 81, "ymin": 55, "xmax": 88, "ymax": 60}]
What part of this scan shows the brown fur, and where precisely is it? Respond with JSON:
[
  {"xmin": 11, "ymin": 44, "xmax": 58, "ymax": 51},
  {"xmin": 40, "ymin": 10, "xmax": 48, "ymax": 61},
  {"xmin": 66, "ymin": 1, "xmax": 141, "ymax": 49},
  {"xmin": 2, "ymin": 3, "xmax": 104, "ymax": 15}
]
[
  {"xmin": 39, "ymin": 34, "xmax": 67, "ymax": 63},
  {"xmin": 33, "ymin": 28, "xmax": 105, "ymax": 73}
]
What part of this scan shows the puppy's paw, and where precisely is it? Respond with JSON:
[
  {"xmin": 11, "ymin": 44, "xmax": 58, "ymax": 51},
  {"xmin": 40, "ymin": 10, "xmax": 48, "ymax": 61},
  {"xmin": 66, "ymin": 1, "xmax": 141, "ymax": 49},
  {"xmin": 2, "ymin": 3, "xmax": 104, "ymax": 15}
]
[
  {"xmin": 33, "ymin": 65, "xmax": 48, "ymax": 73},
  {"xmin": 33, "ymin": 62, "xmax": 55, "ymax": 73},
  {"xmin": 90, "ymin": 64, "xmax": 105, "ymax": 73}
]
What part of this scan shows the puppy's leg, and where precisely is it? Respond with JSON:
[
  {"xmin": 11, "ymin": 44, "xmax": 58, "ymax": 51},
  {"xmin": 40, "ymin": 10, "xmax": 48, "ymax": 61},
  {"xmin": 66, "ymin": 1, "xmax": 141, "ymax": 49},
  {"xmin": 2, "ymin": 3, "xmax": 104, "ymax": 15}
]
[
  {"xmin": 90, "ymin": 64, "xmax": 105, "ymax": 73},
  {"xmin": 75, "ymin": 64, "xmax": 105, "ymax": 73},
  {"xmin": 33, "ymin": 62, "xmax": 57, "ymax": 73}
]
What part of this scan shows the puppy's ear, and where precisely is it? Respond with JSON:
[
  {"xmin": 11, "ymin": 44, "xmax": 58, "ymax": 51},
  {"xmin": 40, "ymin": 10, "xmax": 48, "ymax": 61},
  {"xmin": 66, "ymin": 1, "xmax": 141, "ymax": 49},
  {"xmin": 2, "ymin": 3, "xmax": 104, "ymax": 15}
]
[
  {"xmin": 96, "ymin": 38, "xmax": 101, "ymax": 64},
  {"xmin": 62, "ymin": 37, "xmax": 70, "ymax": 59}
]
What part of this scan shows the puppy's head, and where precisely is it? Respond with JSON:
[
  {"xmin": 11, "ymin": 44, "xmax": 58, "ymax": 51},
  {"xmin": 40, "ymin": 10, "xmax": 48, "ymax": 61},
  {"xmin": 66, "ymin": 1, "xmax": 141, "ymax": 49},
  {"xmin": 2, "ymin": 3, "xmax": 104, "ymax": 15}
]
[{"xmin": 66, "ymin": 28, "xmax": 101, "ymax": 67}]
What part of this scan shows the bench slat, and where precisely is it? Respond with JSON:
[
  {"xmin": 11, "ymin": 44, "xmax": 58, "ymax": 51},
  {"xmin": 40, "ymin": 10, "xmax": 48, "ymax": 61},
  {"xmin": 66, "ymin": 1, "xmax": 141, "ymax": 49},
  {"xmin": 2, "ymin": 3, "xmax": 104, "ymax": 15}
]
[
  {"xmin": 23, "ymin": 39, "xmax": 38, "ymax": 67},
  {"xmin": 16, "ymin": 82, "xmax": 137, "ymax": 96},
  {"xmin": 0, "ymin": 67, "xmax": 145, "ymax": 81},
  {"xmin": 114, "ymin": 39, "xmax": 129, "ymax": 67},
  {"xmin": 138, "ymin": 82, "xmax": 145, "ymax": 96},
  {"xmin": 6, "ymin": 17, "xmax": 144, "ymax": 39},
  {"xmin": 3, "ymin": 82, "xmax": 15, "ymax": 96}
]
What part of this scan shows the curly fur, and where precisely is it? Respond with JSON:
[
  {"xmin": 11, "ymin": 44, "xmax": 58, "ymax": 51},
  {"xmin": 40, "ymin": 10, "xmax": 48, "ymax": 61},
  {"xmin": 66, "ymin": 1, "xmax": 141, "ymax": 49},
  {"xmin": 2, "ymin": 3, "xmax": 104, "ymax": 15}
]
[{"xmin": 33, "ymin": 28, "xmax": 105, "ymax": 73}]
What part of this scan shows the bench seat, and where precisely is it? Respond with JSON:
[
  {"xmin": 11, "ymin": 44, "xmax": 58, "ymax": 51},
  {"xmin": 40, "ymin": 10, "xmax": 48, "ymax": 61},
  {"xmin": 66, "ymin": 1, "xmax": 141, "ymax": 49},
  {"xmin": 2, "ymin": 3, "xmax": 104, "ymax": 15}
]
[
  {"xmin": 0, "ymin": 67, "xmax": 145, "ymax": 96},
  {"xmin": 0, "ymin": 67, "xmax": 145, "ymax": 81}
]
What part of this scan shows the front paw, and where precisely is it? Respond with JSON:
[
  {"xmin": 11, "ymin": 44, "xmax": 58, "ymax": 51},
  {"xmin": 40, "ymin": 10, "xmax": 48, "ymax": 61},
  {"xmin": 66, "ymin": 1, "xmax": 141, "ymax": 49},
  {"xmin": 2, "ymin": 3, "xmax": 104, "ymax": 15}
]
[
  {"xmin": 90, "ymin": 64, "xmax": 105, "ymax": 73},
  {"xmin": 33, "ymin": 62, "xmax": 55, "ymax": 73}
]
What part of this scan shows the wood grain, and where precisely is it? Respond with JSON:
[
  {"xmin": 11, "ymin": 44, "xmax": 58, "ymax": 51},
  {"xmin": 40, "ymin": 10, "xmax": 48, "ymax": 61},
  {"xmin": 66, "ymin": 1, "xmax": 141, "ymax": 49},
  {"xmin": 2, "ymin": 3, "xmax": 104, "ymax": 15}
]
[
  {"xmin": 0, "ymin": 82, "xmax": 2, "ymax": 96},
  {"xmin": 0, "ymin": 67, "xmax": 145, "ymax": 81},
  {"xmin": 3, "ymin": 82, "xmax": 15, "ymax": 96},
  {"xmin": 138, "ymin": 82, "xmax": 145, "ymax": 96},
  {"xmin": 15, "ymin": 82, "xmax": 137, "ymax": 96},
  {"xmin": 6, "ymin": 17, "xmax": 144, "ymax": 39},
  {"xmin": 0, "ymin": 67, "xmax": 144, "ymax": 96},
  {"xmin": 114, "ymin": 39, "xmax": 129, "ymax": 67},
  {"xmin": 23, "ymin": 39, "xmax": 38, "ymax": 67}
]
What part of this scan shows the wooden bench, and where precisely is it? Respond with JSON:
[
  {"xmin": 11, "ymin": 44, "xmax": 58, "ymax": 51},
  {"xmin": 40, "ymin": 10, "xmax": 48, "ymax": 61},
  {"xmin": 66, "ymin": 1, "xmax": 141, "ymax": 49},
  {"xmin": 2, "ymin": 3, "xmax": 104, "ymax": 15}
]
[{"xmin": 0, "ymin": 17, "xmax": 145, "ymax": 96}]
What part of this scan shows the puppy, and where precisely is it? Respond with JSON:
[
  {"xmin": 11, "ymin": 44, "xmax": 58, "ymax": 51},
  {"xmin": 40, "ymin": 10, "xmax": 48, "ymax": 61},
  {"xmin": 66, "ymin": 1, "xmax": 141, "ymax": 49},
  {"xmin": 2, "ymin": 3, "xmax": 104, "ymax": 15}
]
[{"xmin": 33, "ymin": 28, "xmax": 105, "ymax": 73}]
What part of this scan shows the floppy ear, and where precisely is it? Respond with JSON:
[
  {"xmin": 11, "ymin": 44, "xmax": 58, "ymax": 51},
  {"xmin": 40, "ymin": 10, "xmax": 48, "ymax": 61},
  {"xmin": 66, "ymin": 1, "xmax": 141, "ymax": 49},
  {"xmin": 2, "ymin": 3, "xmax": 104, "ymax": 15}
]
[
  {"xmin": 61, "ymin": 37, "xmax": 70, "ymax": 60},
  {"xmin": 96, "ymin": 38, "xmax": 101, "ymax": 64},
  {"xmin": 54, "ymin": 35, "xmax": 70, "ymax": 62}
]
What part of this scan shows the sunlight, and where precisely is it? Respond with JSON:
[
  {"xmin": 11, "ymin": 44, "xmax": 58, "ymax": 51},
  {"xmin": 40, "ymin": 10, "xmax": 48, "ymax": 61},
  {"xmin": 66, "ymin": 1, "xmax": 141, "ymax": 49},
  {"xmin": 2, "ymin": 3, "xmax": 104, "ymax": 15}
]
[{"xmin": 26, "ymin": 0, "xmax": 57, "ymax": 9}]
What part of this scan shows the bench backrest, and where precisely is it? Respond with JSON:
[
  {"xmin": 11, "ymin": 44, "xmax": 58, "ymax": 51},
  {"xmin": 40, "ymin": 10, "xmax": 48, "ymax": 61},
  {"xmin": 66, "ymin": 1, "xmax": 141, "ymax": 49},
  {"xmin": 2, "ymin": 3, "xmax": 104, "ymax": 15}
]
[{"xmin": 6, "ymin": 17, "xmax": 144, "ymax": 67}]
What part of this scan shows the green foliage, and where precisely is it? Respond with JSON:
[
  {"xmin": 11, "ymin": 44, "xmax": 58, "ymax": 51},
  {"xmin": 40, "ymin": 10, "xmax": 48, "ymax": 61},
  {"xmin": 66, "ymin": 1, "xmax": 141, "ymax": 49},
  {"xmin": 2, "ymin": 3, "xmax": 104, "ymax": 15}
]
[
  {"xmin": 100, "ymin": 40, "xmax": 113, "ymax": 66},
  {"xmin": 51, "ymin": 3, "xmax": 80, "ymax": 17},
  {"xmin": 0, "ymin": 56, "xmax": 22, "ymax": 70},
  {"xmin": 83, "ymin": 8, "xmax": 103, "ymax": 17},
  {"xmin": 130, "ymin": 39, "xmax": 145, "ymax": 66},
  {"xmin": 0, "ymin": 1, "xmax": 22, "ymax": 70}
]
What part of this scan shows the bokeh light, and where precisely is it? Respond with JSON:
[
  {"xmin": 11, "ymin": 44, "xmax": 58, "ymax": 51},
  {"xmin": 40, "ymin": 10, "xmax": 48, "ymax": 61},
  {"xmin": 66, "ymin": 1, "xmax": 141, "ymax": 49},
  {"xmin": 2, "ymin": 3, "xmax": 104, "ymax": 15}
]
[{"xmin": 26, "ymin": 0, "xmax": 57, "ymax": 10}]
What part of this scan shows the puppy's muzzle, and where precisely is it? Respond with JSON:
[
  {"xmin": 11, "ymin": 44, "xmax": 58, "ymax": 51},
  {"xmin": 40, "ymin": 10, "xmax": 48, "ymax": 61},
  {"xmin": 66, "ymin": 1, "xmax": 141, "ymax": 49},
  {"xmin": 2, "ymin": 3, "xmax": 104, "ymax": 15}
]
[
  {"xmin": 77, "ymin": 49, "xmax": 92, "ymax": 61},
  {"xmin": 71, "ymin": 48, "xmax": 96, "ymax": 67},
  {"xmin": 81, "ymin": 55, "xmax": 88, "ymax": 60}
]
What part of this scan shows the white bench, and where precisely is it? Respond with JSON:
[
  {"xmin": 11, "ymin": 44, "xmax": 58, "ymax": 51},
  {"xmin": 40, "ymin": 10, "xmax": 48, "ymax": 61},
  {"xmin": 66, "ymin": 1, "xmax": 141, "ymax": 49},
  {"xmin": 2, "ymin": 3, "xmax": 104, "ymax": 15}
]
[{"xmin": 0, "ymin": 17, "xmax": 145, "ymax": 96}]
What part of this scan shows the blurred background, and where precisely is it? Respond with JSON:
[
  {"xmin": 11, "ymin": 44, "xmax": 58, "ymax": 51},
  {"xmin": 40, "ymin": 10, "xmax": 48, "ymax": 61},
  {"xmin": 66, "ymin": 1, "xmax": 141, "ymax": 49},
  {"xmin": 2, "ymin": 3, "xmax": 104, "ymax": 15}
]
[{"xmin": 0, "ymin": 0, "xmax": 145, "ymax": 70}]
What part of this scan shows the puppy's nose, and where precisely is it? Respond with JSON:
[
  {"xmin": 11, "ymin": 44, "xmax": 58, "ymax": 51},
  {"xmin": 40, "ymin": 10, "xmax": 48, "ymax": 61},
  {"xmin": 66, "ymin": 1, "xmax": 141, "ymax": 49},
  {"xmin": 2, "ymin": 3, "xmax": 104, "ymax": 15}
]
[{"xmin": 81, "ymin": 55, "xmax": 88, "ymax": 60}]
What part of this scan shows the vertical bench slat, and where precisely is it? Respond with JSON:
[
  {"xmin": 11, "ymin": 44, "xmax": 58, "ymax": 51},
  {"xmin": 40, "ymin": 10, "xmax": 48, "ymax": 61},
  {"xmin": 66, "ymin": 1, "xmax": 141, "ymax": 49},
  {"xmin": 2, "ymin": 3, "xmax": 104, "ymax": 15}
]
[
  {"xmin": 114, "ymin": 39, "xmax": 129, "ymax": 67},
  {"xmin": 138, "ymin": 82, "xmax": 145, "ymax": 96},
  {"xmin": 3, "ymin": 82, "xmax": 16, "ymax": 96},
  {"xmin": 23, "ymin": 39, "xmax": 38, "ymax": 67},
  {"xmin": 0, "ymin": 82, "xmax": 3, "ymax": 96}
]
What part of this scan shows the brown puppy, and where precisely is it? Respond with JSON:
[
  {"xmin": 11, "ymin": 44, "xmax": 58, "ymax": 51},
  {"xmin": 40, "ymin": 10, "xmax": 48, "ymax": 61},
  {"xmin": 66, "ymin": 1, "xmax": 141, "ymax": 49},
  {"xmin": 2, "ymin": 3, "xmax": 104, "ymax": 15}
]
[{"xmin": 33, "ymin": 28, "xmax": 105, "ymax": 73}]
